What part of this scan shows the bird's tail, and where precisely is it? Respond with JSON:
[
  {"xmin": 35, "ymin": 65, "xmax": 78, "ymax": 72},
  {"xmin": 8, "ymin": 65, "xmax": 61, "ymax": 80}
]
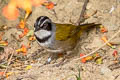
[
  {"xmin": 73, "ymin": 23, "xmax": 101, "ymax": 40},
  {"xmin": 78, "ymin": 23, "xmax": 101, "ymax": 30}
]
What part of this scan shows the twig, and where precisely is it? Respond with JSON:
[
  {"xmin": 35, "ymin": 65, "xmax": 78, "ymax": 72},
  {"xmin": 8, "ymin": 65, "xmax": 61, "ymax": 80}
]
[
  {"xmin": 3, "ymin": 52, "xmax": 14, "ymax": 76},
  {"xmin": 72, "ymin": 29, "xmax": 120, "ymax": 62},
  {"xmin": 76, "ymin": 0, "xmax": 89, "ymax": 26}
]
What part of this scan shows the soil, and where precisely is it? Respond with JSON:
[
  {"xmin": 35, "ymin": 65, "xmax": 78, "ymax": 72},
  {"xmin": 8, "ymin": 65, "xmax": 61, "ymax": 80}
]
[{"xmin": 0, "ymin": 0, "xmax": 120, "ymax": 80}]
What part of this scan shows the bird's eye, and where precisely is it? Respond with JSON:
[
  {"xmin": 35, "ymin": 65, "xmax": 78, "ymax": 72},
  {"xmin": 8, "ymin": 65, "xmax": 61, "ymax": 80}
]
[
  {"xmin": 43, "ymin": 23, "xmax": 48, "ymax": 27},
  {"xmin": 43, "ymin": 23, "xmax": 48, "ymax": 29},
  {"xmin": 42, "ymin": 22, "xmax": 52, "ymax": 31}
]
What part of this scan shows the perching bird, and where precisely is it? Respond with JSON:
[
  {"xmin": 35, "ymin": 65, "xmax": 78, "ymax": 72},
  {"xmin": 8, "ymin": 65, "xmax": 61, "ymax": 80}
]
[{"xmin": 34, "ymin": 16, "xmax": 100, "ymax": 55}]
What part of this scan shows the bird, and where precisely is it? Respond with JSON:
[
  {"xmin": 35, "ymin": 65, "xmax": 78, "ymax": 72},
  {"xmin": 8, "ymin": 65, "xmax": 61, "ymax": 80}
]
[{"xmin": 34, "ymin": 16, "xmax": 100, "ymax": 64}]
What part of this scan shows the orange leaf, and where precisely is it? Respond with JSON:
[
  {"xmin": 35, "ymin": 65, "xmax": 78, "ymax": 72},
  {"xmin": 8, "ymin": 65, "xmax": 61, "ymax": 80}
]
[
  {"xmin": 80, "ymin": 53, "xmax": 85, "ymax": 57},
  {"xmin": 19, "ymin": 27, "xmax": 29, "ymax": 38},
  {"xmin": 6, "ymin": 72, "xmax": 13, "ymax": 78},
  {"xmin": 100, "ymin": 25, "xmax": 107, "ymax": 33},
  {"xmin": 85, "ymin": 56, "xmax": 93, "ymax": 61},
  {"xmin": 23, "ymin": 27, "xmax": 29, "ymax": 35},
  {"xmin": 101, "ymin": 36, "xmax": 114, "ymax": 48},
  {"xmin": 24, "ymin": 9, "xmax": 32, "ymax": 20},
  {"xmin": 2, "ymin": 3, "xmax": 19, "ymax": 20},
  {"xmin": 21, "ymin": 45, "xmax": 27, "ymax": 54},
  {"xmin": 45, "ymin": 2, "xmax": 54, "ymax": 9},
  {"xmin": 0, "ymin": 72, "xmax": 4, "ymax": 76},
  {"xmin": 0, "ymin": 41, "xmax": 8, "ymax": 46},
  {"xmin": 18, "ymin": 19, "xmax": 25, "ymax": 29},
  {"xmin": 80, "ymin": 53, "xmax": 86, "ymax": 63},
  {"xmin": 16, "ymin": 44, "xmax": 27, "ymax": 55},
  {"xmin": 81, "ymin": 58, "xmax": 86, "ymax": 63}
]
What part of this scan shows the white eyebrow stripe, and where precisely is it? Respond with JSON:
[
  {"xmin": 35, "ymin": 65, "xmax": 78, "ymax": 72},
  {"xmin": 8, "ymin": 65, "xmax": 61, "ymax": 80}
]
[
  {"xmin": 40, "ymin": 19, "xmax": 50, "ymax": 27},
  {"xmin": 37, "ymin": 16, "xmax": 44, "ymax": 25}
]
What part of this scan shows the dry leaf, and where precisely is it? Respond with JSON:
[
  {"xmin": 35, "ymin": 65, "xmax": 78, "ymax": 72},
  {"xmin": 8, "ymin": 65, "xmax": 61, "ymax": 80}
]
[
  {"xmin": 0, "ymin": 41, "xmax": 8, "ymax": 46},
  {"xmin": 80, "ymin": 53, "xmax": 86, "ymax": 63},
  {"xmin": 16, "ymin": 44, "xmax": 27, "ymax": 55},
  {"xmin": 19, "ymin": 27, "xmax": 29, "ymax": 38},
  {"xmin": 101, "ymin": 36, "xmax": 115, "ymax": 49},
  {"xmin": 100, "ymin": 25, "xmax": 108, "ymax": 33},
  {"xmin": 112, "ymin": 50, "xmax": 118, "ymax": 57},
  {"xmin": 25, "ymin": 65, "xmax": 32, "ymax": 70},
  {"xmin": 18, "ymin": 19, "xmax": 25, "ymax": 29},
  {"xmin": 95, "ymin": 57, "xmax": 102, "ymax": 64},
  {"xmin": 6, "ymin": 72, "xmax": 13, "ymax": 78}
]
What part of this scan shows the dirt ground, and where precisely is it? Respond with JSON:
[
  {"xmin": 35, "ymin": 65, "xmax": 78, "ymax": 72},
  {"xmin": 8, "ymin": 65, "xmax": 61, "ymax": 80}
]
[{"xmin": 0, "ymin": 0, "xmax": 120, "ymax": 80}]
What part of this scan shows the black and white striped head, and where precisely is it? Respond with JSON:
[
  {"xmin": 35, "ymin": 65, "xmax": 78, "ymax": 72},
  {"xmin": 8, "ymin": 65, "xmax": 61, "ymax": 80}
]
[
  {"xmin": 34, "ymin": 16, "xmax": 55, "ymax": 47},
  {"xmin": 34, "ymin": 16, "xmax": 52, "ymax": 32}
]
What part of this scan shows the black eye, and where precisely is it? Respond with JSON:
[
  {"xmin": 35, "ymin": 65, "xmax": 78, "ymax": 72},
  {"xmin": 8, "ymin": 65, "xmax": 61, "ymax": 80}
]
[
  {"xmin": 42, "ymin": 22, "xmax": 52, "ymax": 31},
  {"xmin": 43, "ymin": 23, "xmax": 48, "ymax": 28}
]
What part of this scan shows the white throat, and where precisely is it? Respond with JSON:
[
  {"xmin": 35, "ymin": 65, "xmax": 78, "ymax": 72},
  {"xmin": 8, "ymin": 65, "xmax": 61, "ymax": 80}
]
[{"xmin": 34, "ymin": 29, "xmax": 51, "ymax": 39}]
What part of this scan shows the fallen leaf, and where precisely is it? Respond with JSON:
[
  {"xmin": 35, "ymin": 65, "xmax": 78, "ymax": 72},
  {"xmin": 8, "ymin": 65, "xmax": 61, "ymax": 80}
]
[
  {"xmin": 101, "ymin": 36, "xmax": 116, "ymax": 49},
  {"xmin": 24, "ymin": 8, "xmax": 32, "ymax": 20},
  {"xmin": 0, "ymin": 72, "xmax": 4, "ymax": 76},
  {"xmin": 81, "ymin": 58, "xmax": 86, "ymax": 63},
  {"xmin": 16, "ymin": 44, "xmax": 27, "ymax": 55},
  {"xmin": 2, "ymin": 2, "xmax": 19, "ymax": 20},
  {"xmin": 45, "ymin": 2, "xmax": 54, "ymax": 9},
  {"xmin": 42, "ymin": 2, "xmax": 55, "ymax": 9},
  {"xmin": 19, "ymin": 27, "xmax": 29, "ymax": 38},
  {"xmin": 6, "ymin": 72, "xmax": 13, "ymax": 78},
  {"xmin": 18, "ymin": 19, "xmax": 25, "ymax": 29},
  {"xmin": 0, "ymin": 41, "xmax": 8, "ymax": 46},
  {"xmin": 112, "ymin": 50, "xmax": 118, "ymax": 57},
  {"xmin": 85, "ymin": 56, "xmax": 93, "ymax": 61},
  {"xmin": 80, "ymin": 53, "xmax": 86, "ymax": 63},
  {"xmin": 100, "ymin": 25, "xmax": 108, "ymax": 33},
  {"xmin": 96, "ymin": 57, "xmax": 102, "ymax": 64},
  {"xmin": 25, "ymin": 65, "xmax": 32, "ymax": 70}
]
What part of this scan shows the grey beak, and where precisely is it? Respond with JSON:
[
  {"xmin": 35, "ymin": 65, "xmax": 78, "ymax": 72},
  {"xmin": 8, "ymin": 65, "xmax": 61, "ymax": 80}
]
[{"xmin": 34, "ymin": 28, "xmax": 38, "ymax": 32}]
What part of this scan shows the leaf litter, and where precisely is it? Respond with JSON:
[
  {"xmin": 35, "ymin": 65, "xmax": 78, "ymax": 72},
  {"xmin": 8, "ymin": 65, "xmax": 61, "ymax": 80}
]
[{"xmin": 0, "ymin": 0, "xmax": 120, "ymax": 80}]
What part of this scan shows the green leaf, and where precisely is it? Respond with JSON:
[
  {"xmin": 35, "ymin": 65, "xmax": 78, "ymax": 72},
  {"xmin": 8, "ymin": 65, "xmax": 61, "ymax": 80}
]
[{"xmin": 75, "ymin": 67, "xmax": 81, "ymax": 80}]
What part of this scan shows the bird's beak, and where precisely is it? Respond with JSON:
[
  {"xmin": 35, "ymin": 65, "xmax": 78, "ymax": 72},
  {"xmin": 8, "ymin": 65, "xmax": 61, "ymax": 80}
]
[{"xmin": 34, "ymin": 28, "xmax": 38, "ymax": 32}]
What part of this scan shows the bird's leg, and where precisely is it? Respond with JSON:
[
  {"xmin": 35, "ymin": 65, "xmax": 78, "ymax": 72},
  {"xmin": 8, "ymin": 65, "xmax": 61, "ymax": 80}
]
[
  {"xmin": 43, "ymin": 49, "xmax": 65, "ymax": 65},
  {"xmin": 54, "ymin": 51, "xmax": 73, "ymax": 67}
]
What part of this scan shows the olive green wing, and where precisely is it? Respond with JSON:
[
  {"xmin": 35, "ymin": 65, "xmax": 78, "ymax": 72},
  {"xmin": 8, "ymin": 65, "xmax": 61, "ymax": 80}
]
[
  {"xmin": 55, "ymin": 23, "xmax": 77, "ymax": 41},
  {"xmin": 55, "ymin": 23, "xmax": 101, "ymax": 41}
]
